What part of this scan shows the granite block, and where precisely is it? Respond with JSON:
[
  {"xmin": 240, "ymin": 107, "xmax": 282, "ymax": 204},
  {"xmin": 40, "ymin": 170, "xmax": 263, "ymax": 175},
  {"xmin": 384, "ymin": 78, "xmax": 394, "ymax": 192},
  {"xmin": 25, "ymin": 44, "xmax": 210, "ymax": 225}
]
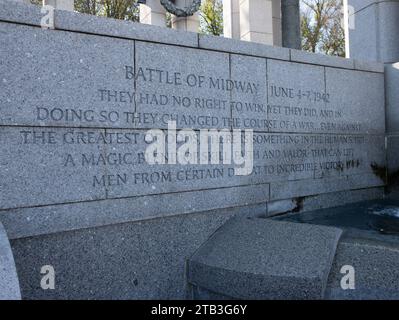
[
  {"xmin": 229, "ymin": 54, "xmax": 268, "ymax": 131},
  {"xmin": 326, "ymin": 238, "xmax": 399, "ymax": 299},
  {"xmin": 0, "ymin": 0, "xmax": 43, "ymax": 26},
  {"xmin": 188, "ymin": 218, "xmax": 342, "ymax": 299},
  {"xmin": 267, "ymin": 60, "xmax": 328, "ymax": 133},
  {"xmin": 265, "ymin": 187, "xmax": 384, "ymax": 217},
  {"xmin": 134, "ymin": 41, "xmax": 230, "ymax": 130},
  {"xmin": 354, "ymin": 60, "xmax": 384, "ymax": 73},
  {"xmin": 325, "ymin": 67, "xmax": 385, "ymax": 134},
  {"xmin": 0, "ymin": 127, "xmax": 107, "ymax": 209},
  {"xmin": 198, "ymin": 34, "xmax": 290, "ymax": 60},
  {"xmin": 300, "ymin": 187, "xmax": 384, "ymax": 213},
  {"xmin": 312, "ymin": 134, "xmax": 385, "ymax": 179},
  {"xmin": 270, "ymin": 173, "xmax": 385, "ymax": 200},
  {"xmin": 290, "ymin": 49, "xmax": 355, "ymax": 69},
  {"xmin": 55, "ymin": 8, "xmax": 198, "ymax": 47},
  {"xmin": 0, "ymin": 23, "xmax": 135, "ymax": 129},
  {"xmin": 252, "ymin": 133, "xmax": 385, "ymax": 183},
  {"xmin": 101, "ymin": 129, "xmax": 264, "ymax": 197},
  {"xmin": 0, "ymin": 222, "xmax": 21, "ymax": 300},
  {"xmin": 0, "ymin": 125, "xmax": 384, "ymax": 210},
  {"xmin": 10, "ymin": 206, "xmax": 245, "ymax": 299},
  {"xmin": 0, "ymin": 187, "xmax": 268, "ymax": 239}
]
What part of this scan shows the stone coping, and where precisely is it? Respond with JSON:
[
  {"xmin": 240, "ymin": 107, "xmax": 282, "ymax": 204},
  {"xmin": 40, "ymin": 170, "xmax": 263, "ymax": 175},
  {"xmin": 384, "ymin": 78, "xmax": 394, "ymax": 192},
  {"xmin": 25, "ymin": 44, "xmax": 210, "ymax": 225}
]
[{"xmin": 0, "ymin": 0, "xmax": 384, "ymax": 73}]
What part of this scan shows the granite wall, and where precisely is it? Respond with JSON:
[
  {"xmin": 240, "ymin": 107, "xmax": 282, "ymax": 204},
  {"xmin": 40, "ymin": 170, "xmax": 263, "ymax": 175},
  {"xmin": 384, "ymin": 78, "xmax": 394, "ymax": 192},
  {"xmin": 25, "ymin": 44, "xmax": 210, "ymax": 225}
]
[{"xmin": 0, "ymin": 0, "xmax": 386, "ymax": 299}]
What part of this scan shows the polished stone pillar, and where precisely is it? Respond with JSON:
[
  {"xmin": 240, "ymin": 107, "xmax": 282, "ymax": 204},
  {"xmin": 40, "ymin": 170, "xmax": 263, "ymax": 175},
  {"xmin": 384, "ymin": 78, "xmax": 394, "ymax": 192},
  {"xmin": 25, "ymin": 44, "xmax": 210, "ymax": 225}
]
[
  {"xmin": 239, "ymin": 0, "xmax": 274, "ymax": 44},
  {"xmin": 43, "ymin": 0, "xmax": 74, "ymax": 11},
  {"xmin": 171, "ymin": 0, "xmax": 200, "ymax": 32},
  {"xmin": 281, "ymin": 0, "xmax": 300, "ymax": 49},
  {"xmin": 139, "ymin": 0, "xmax": 167, "ymax": 27},
  {"xmin": 345, "ymin": 0, "xmax": 399, "ymax": 63}
]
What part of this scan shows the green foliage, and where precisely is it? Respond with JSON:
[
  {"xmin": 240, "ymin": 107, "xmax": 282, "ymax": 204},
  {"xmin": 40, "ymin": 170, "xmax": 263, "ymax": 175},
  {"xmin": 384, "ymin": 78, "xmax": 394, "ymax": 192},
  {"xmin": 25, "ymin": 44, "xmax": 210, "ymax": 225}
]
[
  {"xmin": 75, "ymin": 0, "xmax": 140, "ymax": 21},
  {"xmin": 74, "ymin": 0, "xmax": 98, "ymax": 15},
  {"xmin": 301, "ymin": 0, "xmax": 345, "ymax": 57},
  {"xmin": 199, "ymin": 0, "xmax": 223, "ymax": 36},
  {"xmin": 166, "ymin": 12, "xmax": 172, "ymax": 28}
]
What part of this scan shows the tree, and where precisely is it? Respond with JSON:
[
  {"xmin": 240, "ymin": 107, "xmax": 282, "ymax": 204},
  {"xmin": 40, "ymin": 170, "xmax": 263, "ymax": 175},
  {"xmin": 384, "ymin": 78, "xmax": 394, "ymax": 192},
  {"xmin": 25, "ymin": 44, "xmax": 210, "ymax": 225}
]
[
  {"xmin": 199, "ymin": 0, "xmax": 223, "ymax": 36},
  {"xmin": 30, "ymin": 0, "xmax": 140, "ymax": 21},
  {"xmin": 74, "ymin": 0, "xmax": 98, "ymax": 15},
  {"xmin": 76, "ymin": 0, "xmax": 140, "ymax": 21},
  {"xmin": 301, "ymin": 0, "xmax": 345, "ymax": 57}
]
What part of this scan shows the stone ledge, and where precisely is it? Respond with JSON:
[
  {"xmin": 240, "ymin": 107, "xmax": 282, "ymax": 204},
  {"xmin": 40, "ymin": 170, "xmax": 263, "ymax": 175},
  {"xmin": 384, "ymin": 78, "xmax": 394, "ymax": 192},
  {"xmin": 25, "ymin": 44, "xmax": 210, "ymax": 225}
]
[
  {"xmin": 199, "ymin": 34, "xmax": 290, "ymax": 60},
  {"xmin": 0, "ymin": 0, "xmax": 43, "ymax": 26},
  {"xmin": 354, "ymin": 59, "xmax": 385, "ymax": 73},
  {"xmin": 0, "ymin": 184, "xmax": 269, "ymax": 239},
  {"xmin": 270, "ymin": 174, "xmax": 385, "ymax": 201},
  {"xmin": 54, "ymin": 9, "xmax": 198, "ymax": 48},
  {"xmin": 187, "ymin": 217, "xmax": 342, "ymax": 299},
  {"xmin": 265, "ymin": 187, "xmax": 384, "ymax": 217},
  {"xmin": 290, "ymin": 48, "xmax": 355, "ymax": 69}
]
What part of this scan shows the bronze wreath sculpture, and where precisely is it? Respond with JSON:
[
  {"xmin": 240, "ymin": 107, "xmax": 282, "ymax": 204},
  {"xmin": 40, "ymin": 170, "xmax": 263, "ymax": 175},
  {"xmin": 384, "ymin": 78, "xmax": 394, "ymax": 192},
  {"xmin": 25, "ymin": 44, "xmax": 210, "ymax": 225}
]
[{"xmin": 160, "ymin": 0, "xmax": 201, "ymax": 17}]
